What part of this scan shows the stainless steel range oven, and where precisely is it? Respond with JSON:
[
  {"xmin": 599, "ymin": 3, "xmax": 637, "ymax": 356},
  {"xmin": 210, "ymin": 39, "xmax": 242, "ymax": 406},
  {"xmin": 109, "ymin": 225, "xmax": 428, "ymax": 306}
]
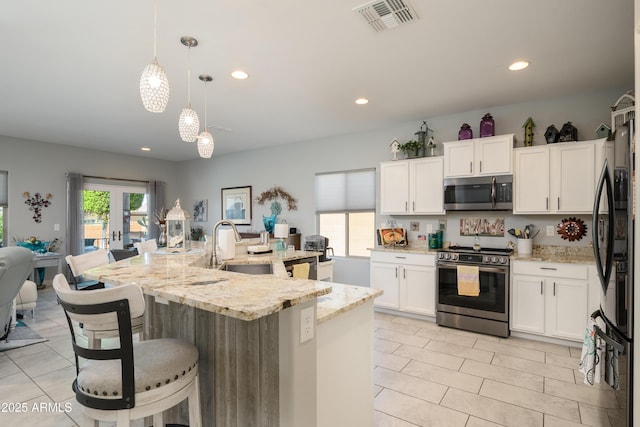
[{"xmin": 436, "ymin": 246, "xmax": 511, "ymax": 338}]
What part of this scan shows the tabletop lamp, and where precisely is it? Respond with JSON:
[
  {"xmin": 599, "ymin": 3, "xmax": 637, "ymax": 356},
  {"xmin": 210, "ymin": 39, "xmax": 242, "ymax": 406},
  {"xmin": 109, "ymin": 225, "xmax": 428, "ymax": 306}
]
[{"xmin": 274, "ymin": 224, "xmax": 288, "ymax": 254}]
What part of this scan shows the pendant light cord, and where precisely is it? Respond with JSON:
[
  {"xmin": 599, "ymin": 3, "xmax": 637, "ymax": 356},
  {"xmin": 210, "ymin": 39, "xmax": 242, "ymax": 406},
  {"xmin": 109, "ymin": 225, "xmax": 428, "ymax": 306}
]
[
  {"xmin": 153, "ymin": 0, "xmax": 158, "ymax": 61},
  {"xmin": 203, "ymin": 81, "xmax": 208, "ymax": 129},
  {"xmin": 187, "ymin": 46, "xmax": 192, "ymax": 107}
]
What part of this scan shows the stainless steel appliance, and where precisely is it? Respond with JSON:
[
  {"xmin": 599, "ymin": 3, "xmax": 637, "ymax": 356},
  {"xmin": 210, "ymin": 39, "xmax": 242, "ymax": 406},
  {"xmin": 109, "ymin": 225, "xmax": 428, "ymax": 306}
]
[
  {"xmin": 443, "ymin": 175, "xmax": 513, "ymax": 211},
  {"xmin": 436, "ymin": 246, "xmax": 511, "ymax": 337},
  {"xmin": 304, "ymin": 235, "xmax": 333, "ymax": 262},
  {"xmin": 592, "ymin": 119, "xmax": 634, "ymax": 426}
]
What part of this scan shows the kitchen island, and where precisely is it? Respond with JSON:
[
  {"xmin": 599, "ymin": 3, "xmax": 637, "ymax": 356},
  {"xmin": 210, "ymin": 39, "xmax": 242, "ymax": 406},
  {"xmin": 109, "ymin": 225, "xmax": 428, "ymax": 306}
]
[{"xmin": 84, "ymin": 245, "xmax": 381, "ymax": 426}]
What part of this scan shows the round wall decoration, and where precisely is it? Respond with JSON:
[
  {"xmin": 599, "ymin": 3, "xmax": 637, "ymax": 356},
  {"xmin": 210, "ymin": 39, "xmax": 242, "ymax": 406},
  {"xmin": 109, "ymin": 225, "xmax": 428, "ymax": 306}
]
[{"xmin": 557, "ymin": 217, "xmax": 587, "ymax": 241}]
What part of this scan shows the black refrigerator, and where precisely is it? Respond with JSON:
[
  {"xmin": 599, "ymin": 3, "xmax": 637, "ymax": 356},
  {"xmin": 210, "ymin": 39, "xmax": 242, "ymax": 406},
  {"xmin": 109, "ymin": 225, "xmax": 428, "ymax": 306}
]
[{"xmin": 592, "ymin": 119, "xmax": 634, "ymax": 426}]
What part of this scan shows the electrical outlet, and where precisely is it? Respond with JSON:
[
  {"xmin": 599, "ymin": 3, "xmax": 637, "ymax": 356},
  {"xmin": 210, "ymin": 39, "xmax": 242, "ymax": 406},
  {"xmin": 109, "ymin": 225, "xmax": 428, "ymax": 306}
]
[
  {"xmin": 300, "ymin": 306, "xmax": 314, "ymax": 343},
  {"xmin": 426, "ymin": 224, "xmax": 433, "ymax": 233},
  {"xmin": 546, "ymin": 225, "xmax": 555, "ymax": 236}
]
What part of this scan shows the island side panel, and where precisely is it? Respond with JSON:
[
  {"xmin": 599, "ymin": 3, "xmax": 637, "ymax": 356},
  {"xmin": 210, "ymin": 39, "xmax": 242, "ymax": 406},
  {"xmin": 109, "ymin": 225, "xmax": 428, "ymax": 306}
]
[{"xmin": 145, "ymin": 295, "xmax": 279, "ymax": 426}]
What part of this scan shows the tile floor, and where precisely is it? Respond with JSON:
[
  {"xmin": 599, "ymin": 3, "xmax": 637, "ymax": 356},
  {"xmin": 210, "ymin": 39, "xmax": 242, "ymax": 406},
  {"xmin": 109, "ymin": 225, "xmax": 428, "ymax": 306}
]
[{"xmin": 0, "ymin": 286, "xmax": 624, "ymax": 426}]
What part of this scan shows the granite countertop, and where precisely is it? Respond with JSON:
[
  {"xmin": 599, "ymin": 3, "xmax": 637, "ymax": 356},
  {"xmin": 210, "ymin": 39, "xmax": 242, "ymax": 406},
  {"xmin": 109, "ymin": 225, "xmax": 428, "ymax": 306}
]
[
  {"xmin": 84, "ymin": 243, "xmax": 382, "ymax": 323},
  {"xmin": 511, "ymin": 245, "xmax": 596, "ymax": 265}
]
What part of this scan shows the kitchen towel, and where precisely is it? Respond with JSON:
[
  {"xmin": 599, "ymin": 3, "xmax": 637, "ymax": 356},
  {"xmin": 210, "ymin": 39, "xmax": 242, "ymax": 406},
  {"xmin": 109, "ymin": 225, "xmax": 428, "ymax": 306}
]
[
  {"xmin": 218, "ymin": 229, "xmax": 236, "ymax": 260},
  {"xmin": 579, "ymin": 318, "xmax": 602, "ymax": 385},
  {"xmin": 456, "ymin": 265, "xmax": 480, "ymax": 297},
  {"xmin": 292, "ymin": 263, "xmax": 310, "ymax": 279}
]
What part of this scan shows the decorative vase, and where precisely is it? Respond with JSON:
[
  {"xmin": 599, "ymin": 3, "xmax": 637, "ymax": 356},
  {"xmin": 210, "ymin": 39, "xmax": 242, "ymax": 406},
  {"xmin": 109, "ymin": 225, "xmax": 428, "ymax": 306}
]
[
  {"xmin": 158, "ymin": 223, "xmax": 167, "ymax": 247},
  {"xmin": 479, "ymin": 113, "xmax": 495, "ymax": 137},
  {"xmin": 458, "ymin": 123, "xmax": 473, "ymax": 140},
  {"xmin": 263, "ymin": 214, "xmax": 277, "ymax": 233}
]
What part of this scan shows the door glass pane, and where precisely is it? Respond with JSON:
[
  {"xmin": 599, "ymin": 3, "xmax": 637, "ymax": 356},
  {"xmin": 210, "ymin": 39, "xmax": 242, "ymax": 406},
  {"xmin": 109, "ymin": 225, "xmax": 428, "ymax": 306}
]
[
  {"xmin": 126, "ymin": 192, "xmax": 147, "ymax": 248},
  {"xmin": 83, "ymin": 190, "xmax": 110, "ymax": 252}
]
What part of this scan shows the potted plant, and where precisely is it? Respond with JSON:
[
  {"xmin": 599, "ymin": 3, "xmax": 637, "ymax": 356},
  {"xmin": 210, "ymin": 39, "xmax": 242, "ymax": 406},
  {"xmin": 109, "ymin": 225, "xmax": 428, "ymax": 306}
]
[{"xmin": 398, "ymin": 140, "xmax": 425, "ymax": 158}]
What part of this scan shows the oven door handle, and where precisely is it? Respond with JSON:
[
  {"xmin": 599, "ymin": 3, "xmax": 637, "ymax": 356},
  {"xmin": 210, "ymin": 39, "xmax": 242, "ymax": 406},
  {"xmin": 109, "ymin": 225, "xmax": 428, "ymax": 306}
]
[{"xmin": 437, "ymin": 263, "xmax": 509, "ymax": 274}]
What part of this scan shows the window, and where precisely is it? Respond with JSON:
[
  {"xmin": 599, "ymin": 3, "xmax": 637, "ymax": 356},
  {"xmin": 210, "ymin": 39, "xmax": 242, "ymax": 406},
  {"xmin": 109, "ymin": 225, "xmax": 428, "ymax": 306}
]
[
  {"xmin": 316, "ymin": 169, "xmax": 375, "ymax": 257},
  {"xmin": 0, "ymin": 171, "xmax": 7, "ymax": 248}
]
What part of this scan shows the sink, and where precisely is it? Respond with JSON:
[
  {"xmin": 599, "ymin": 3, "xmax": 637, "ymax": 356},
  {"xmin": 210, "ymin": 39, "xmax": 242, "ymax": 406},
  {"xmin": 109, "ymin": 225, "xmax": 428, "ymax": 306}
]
[{"xmin": 219, "ymin": 263, "xmax": 273, "ymax": 275}]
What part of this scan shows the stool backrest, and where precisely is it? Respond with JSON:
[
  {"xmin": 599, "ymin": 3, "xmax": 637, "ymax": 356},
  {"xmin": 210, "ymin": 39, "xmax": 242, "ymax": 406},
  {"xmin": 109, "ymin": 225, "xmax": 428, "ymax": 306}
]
[
  {"xmin": 133, "ymin": 239, "xmax": 157, "ymax": 254},
  {"xmin": 110, "ymin": 248, "xmax": 139, "ymax": 262},
  {"xmin": 65, "ymin": 248, "xmax": 109, "ymax": 277},
  {"xmin": 53, "ymin": 273, "xmax": 137, "ymax": 410}
]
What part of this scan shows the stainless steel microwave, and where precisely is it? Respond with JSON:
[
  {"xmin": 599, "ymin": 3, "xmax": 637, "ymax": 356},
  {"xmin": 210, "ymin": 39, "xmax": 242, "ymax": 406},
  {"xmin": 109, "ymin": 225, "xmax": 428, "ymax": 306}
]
[{"xmin": 443, "ymin": 175, "xmax": 513, "ymax": 211}]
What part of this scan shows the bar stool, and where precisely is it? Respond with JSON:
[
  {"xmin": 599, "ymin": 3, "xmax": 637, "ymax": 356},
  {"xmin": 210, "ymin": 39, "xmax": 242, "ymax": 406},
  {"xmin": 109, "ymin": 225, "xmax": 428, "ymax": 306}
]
[
  {"xmin": 65, "ymin": 249, "xmax": 110, "ymax": 290},
  {"xmin": 133, "ymin": 239, "xmax": 157, "ymax": 255},
  {"xmin": 53, "ymin": 274, "xmax": 201, "ymax": 427}
]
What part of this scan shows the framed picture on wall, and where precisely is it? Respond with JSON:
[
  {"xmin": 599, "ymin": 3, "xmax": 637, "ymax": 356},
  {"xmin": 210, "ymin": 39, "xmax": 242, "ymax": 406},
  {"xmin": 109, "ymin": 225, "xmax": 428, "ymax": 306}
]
[{"xmin": 221, "ymin": 186, "xmax": 252, "ymax": 225}]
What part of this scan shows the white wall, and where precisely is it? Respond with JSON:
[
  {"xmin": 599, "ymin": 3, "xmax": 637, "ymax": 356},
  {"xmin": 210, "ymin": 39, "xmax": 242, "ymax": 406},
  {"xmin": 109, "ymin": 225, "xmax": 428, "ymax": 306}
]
[
  {"xmin": 176, "ymin": 86, "xmax": 629, "ymax": 285},
  {"xmin": 0, "ymin": 136, "xmax": 179, "ymax": 253}
]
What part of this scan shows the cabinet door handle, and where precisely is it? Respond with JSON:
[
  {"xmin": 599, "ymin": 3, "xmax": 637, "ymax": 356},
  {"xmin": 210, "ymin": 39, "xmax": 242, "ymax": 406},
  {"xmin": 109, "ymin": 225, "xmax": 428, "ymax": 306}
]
[
  {"xmin": 479, "ymin": 160, "xmax": 482, "ymax": 173},
  {"xmin": 395, "ymin": 266, "xmax": 398, "ymax": 278},
  {"xmin": 395, "ymin": 256, "xmax": 407, "ymax": 259},
  {"xmin": 540, "ymin": 281, "xmax": 543, "ymax": 295},
  {"xmin": 553, "ymin": 282, "xmax": 556, "ymax": 296},
  {"xmin": 470, "ymin": 162, "xmax": 473, "ymax": 173},
  {"xmin": 546, "ymin": 197, "xmax": 549, "ymax": 210},
  {"xmin": 413, "ymin": 201, "xmax": 415, "ymax": 212},
  {"xmin": 540, "ymin": 267, "xmax": 557, "ymax": 270},
  {"xmin": 405, "ymin": 201, "xmax": 408, "ymax": 212},
  {"xmin": 403, "ymin": 267, "xmax": 406, "ymax": 279},
  {"xmin": 557, "ymin": 197, "xmax": 560, "ymax": 210}
]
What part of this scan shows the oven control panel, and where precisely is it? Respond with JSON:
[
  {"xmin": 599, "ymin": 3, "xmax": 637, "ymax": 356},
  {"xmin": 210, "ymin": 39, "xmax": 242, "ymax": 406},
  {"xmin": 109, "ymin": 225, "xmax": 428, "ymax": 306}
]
[{"xmin": 437, "ymin": 251, "xmax": 509, "ymax": 266}]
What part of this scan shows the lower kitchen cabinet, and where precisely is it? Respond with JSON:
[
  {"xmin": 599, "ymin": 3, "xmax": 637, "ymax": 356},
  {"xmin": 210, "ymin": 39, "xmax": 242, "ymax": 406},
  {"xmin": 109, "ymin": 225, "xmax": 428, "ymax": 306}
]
[
  {"xmin": 370, "ymin": 251, "xmax": 436, "ymax": 317},
  {"xmin": 511, "ymin": 260, "xmax": 588, "ymax": 342}
]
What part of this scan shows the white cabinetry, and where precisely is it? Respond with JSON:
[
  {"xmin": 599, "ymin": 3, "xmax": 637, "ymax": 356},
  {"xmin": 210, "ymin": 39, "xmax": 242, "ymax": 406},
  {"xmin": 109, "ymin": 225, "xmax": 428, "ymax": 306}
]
[
  {"xmin": 370, "ymin": 251, "xmax": 436, "ymax": 317},
  {"xmin": 380, "ymin": 157, "xmax": 444, "ymax": 215},
  {"xmin": 513, "ymin": 139, "xmax": 613, "ymax": 214},
  {"xmin": 511, "ymin": 260, "xmax": 588, "ymax": 341},
  {"xmin": 443, "ymin": 134, "xmax": 513, "ymax": 178}
]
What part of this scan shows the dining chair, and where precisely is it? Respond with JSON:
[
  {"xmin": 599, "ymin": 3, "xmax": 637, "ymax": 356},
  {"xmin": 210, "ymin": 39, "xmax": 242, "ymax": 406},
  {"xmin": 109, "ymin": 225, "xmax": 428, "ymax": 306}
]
[
  {"xmin": 0, "ymin": 247, "xmax": 34, "ymax": 339},
  {"xmin": 65, "ymin": 249, "xmax": 109, "ymax": 290},
  {"xmin": 133, "ymin": 239, "xmax": 157, "ymax": 254},
  {"xmin": 53, "ymin": 274, "xmax": 144, "ymax": 350},
  {"xmin": 53, "ymin": 274, "xmax": 201, "ymax": 427}
]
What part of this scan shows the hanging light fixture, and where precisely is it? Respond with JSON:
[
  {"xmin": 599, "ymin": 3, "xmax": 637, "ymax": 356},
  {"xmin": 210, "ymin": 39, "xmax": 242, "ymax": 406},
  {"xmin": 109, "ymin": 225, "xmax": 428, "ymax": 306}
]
[
  {"xmin": 197, "ymin": 74, "xmax": 214, "ymax": 158},
  {"xmin": 139, "ymin": 0, "xmax": 170, "ymax": 113},
  {"xmin": 178, "ymin": 36, "xmax": 200, "ymax": 142}
]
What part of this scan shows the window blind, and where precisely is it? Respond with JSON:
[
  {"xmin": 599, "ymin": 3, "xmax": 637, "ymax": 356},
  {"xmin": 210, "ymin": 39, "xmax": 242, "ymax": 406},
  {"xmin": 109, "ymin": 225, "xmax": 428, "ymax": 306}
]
[
  {"xmin": 315, "ymin": 168, "xmax": 375, "ymax": 212},
  {"xmin": 0, "ymin": 171, "xmax": 7, "ymax": 206}
]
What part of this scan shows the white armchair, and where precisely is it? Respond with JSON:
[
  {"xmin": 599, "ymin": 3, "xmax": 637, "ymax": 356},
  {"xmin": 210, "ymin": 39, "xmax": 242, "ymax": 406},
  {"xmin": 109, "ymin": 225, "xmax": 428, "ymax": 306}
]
[{"xmin": 0, "ymin": 247, "xmax": 34, "ymax": 339}]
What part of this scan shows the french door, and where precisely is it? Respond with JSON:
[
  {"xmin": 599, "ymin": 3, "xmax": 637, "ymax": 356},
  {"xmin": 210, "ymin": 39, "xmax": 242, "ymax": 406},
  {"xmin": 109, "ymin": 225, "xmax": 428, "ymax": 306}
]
[{"xmin": 83, "ymin": 183, "xmax": 148, "ymax": 252}]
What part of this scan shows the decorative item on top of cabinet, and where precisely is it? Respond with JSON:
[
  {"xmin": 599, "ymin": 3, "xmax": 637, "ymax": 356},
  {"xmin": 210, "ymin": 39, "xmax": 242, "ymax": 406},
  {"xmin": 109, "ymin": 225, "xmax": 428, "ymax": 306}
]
[
  {"xmin": 458, "ymin": 123, "xmax": 473, "ymax": 140},
  {"xmin": 557, "ymin": 217, "xmax": 587, "ymax": 241},
  {"xmin": 522, "ymin": 117, "xmax": 535, "ymax": 147},
  {"xmin": 389, "ymin": 138, "xmax": 400, "ymax": 160},
  {"xmin": 415, "ymin": 121, "xmax": 433, "ymax": 148},
  {"xmin": 595, "ymin": 123, "xmax": 612, "ymax": 140},
  {"xmin": 558, "ymin": 121, "xmax": 578, "ymax": 142},
  {"xmin": 544, "ymin": 124, "xmax": 560, "ymax": 144},
  {"xmin": 479, "ymin": 113, "xmax": 495, "ymax": 137},
  {"xmin": 611, "ymin": 90, "xmax": 635, "ymax": 131},
  {"xmin": 398, "ymin": 139, "xmax": 425, "ymax": 158},
  {"xmin": 427, "ymin": 137, "xmax": 436, "ymax": 157}
]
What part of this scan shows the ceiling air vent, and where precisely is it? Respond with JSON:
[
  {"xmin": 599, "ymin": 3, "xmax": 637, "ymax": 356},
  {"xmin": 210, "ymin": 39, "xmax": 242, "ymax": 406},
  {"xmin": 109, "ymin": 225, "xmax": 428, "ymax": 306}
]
[{"xmin": 353, "ymin": 0, "xmax": 418, "ymax": 32}]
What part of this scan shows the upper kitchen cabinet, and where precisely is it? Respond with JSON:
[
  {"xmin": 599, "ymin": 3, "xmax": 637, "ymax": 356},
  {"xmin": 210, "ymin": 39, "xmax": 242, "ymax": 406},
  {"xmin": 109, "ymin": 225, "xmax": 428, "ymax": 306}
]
[
  {"xmin": 443, "ymin": 134, "xmax": 514, "ymax": 178},
  {"xmin": 380, "ymin": 157, "xmax": 444, "ymax": 215},
  {"xmin": 513, "ymin": 139, "xmax": 613, "ymax": 214}
]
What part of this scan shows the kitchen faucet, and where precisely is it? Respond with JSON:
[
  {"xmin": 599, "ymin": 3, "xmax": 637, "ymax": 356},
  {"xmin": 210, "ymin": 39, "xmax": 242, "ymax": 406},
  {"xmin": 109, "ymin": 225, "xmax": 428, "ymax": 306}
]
[{"xmin": 211, "ymin": 220, "xmax": 242, "ymax": 267}]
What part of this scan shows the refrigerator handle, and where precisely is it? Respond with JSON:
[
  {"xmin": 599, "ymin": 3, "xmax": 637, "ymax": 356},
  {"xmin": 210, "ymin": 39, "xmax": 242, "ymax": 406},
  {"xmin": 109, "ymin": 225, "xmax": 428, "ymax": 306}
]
[{"xmin": 592, "ymin": 159, "xmax": 615, "ymax": 295}]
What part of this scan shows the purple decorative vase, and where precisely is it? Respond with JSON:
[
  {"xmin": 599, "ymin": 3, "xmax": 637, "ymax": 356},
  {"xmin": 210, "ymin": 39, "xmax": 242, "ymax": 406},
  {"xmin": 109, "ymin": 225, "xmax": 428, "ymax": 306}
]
[
  {"xmin": 458, "ymin": 123, "xmax": 473, "ymax": 140},
  {"xmin": 480, "ymin": 113, "xmax": 495, "ymax": 137}
]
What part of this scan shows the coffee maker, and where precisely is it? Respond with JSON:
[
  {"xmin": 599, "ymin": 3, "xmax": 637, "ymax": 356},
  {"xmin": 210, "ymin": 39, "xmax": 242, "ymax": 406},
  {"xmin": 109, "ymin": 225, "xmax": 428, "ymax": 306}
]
[{"xmin": 304, "ymin": 235, "xmax": 332, "ymax": 262}]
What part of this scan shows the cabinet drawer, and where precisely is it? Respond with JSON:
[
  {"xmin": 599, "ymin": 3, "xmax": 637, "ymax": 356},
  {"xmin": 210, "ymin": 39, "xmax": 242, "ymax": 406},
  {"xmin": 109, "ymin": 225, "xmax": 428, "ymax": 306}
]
[
  {"xmin": 512, "ymin": 260, "xmax": 588, "ymax": 280},
  {"xmin": 370, "ymin": 251, "xmax": 435, "ymax": 267}
]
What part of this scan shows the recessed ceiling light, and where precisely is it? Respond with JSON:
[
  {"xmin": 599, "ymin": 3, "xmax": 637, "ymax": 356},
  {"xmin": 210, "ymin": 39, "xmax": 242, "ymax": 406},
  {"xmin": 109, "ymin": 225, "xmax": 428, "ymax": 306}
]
[
  {"xmin": 231, "ymin": 70, "xmax": 249, "ymax": 80},
  {"xmin": 509, "ymin": 61, "xmax": 529, "ymax": 71},
  {"xmin": 355, "ymin": 98, "xmax": 369, "ymax": 105},
  {"xmin": 140, "ymin": 147, "xmax": 151, "ymax": 152}
]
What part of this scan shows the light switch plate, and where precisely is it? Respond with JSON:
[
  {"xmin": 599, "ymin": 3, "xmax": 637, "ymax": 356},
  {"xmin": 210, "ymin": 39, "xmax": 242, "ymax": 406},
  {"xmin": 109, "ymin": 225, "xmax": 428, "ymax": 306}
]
[
  {"xmin": 546, "ymin": 225, "xmax": 555, "ymax": 236},
  {"xmin": 54, "ymin": 224, "xmax": 60, "ymax": 231},
  {"xmin": 300, "ymin": 306, "xmax": 314, "ymax": 343}
]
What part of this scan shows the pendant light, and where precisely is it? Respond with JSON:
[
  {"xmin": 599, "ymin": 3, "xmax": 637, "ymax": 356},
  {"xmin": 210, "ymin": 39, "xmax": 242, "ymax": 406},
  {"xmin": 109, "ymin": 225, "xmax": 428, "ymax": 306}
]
[
  {"xmin": 139, "ymin": 0, "xmax": 170, "ymax": 113},
  {"xmin": 197, "ymin": 75, "xmax": 214, "ymax": 159},
  {"xmin": 178, "ymin": 36, "xmax": 200, "ymax": 142}
]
